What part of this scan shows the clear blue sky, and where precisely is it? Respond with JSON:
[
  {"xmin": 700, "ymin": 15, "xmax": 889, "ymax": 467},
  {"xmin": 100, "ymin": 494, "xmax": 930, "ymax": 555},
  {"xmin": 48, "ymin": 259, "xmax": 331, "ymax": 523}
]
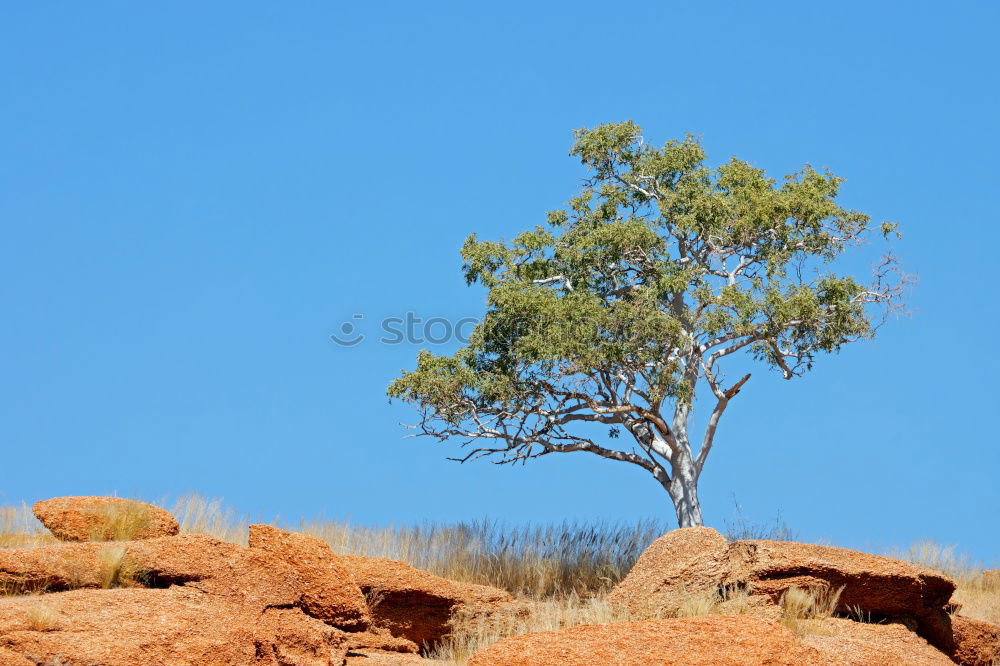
[{"xmin": 1, "ymin": 2, "xmax": 997, "ymax": 562}]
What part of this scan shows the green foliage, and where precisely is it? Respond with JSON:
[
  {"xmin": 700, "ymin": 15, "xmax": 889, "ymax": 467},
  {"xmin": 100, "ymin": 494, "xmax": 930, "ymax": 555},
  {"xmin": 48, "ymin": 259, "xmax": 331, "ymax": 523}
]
[{"xmin": 388, "ymin": 121, "xmax": 904, "ymax": 474}]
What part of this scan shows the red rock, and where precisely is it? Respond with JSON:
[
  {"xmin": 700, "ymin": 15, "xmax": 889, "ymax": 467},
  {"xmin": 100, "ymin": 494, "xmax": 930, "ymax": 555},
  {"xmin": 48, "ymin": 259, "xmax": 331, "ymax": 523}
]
[
  {"xmin": 345, "ymin": 650, "xmax": 451, "ymax": 665},
  {"xmin": 123, "ymin": 534, "xmax": 306, "ymax": 609},
  {"xmin": 0, "ymin": 648, "xmax": 31, "ymax": 666},
  {"xmin": 609, "ymin": 528, "xmax": 958, "ymax": 651},
  {"xmin": 1, "ymin": 535, "xmax": 312, "ymax": 613},
  {"xmin": 0, "ymin": 587, "xmax": 348, "ymax": 665},
  {"xmin": 0, "ymin": 541, "xmax": 106, "ymax": 592},
  {"xmin": 32, "ymin": 496, "xmax": 179, "ymax": 542},
  {"xmin": 607, "ymin": 526, "xmax": 730, "ymax": 618},
  {"xmin": 802, "ymin": 617, "xmax": 952, "ymax": 665},
  {"xmin": 255, "ymin": 607, "xmax": 351, "ymax": 666},
  {"xmin": 341, "ymin": 555, "xmax": 510, "ymax": 649},
  {"xmin": 725, "ymin": 539, "xmax": 957, "ymax": 649},
  {"xmin": 949, "ymin": 615, "xmax": 1000, "ymax": 666},
  {"xmin": 344, "ymin": 627, "xmax": 419, "ymax": 654},
  {"xmin": 248, "ymin": 524, "xmax": 371, "ymax": 631},
  {"xmin": 467, "ymin": 614, "xmax": 828, "ymax": 666}
]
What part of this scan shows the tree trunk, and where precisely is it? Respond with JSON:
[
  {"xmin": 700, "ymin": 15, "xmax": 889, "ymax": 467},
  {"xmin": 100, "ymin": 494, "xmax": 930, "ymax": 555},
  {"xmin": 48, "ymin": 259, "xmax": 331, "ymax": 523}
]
[{"xmin": 669, "ymin": 456, "xmax": 704, "ymax": 528}]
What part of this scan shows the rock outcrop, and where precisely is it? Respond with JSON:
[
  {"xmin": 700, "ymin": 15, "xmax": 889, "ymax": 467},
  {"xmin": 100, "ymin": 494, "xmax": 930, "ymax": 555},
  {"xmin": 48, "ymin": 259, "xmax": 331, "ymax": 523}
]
[
  {"xmin": 4, "ymin": 498, "xmax": 985, "ymax": 665},
  {"xmin": 341, "ymin": 555, "xmax": 511, "ymax": 648},
  {"xmin": 0, "ymin": 587, "xmax": 348, "ymax": 665},
  {"xmin": 726, "ymin": 538, "xmax": 956, "ymax": 649},
  {"xmin": 948, "ymin": 615, "xmax": 1000, "ymax": 666},
  {"xmin": 607, "ymin": 526, "xmax": 730, "ymax": 617},
  {"xmin": 468, "ymin": 614, "xmax": 829, "ymax": 666},
  {"xmin": 32, "ymin": 497, "xmax": 179, "ymax": 542},
  {"xmin": 1, "ymin": 497, "xmax": 515, "ymax": 662},
  {"xmin": 610, "ymin": 527, "xmax": 957, "ymax": 651},
  {"xmin": 802, "ymin": 617, "xmax": 953, "ymax": 665},
  {"xmin": 248, "ymin": 524, "xmax": 371, "ymax": 631}
]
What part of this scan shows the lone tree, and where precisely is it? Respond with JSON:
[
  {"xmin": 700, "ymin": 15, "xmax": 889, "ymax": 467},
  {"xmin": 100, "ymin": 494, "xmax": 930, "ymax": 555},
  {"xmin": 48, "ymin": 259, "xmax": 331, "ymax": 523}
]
[{"xmin": 388, "ymin": 122, "xmax": 906, "ymax": 527}]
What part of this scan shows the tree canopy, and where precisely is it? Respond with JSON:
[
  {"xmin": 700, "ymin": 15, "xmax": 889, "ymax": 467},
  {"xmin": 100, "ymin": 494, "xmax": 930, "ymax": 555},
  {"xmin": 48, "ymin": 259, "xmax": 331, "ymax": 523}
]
[{"xmin": 388, "ymin": 122, "xmax": 906, "ymax": 526}]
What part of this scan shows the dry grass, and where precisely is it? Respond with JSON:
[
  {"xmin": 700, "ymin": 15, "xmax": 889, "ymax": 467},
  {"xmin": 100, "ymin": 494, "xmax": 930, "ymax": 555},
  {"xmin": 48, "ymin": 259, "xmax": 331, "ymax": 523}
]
[
  {"xmin": 87, "ymin": 503, "xmax": 152, "ymax": 542},
  {"xmin": 97, "ymin": 544, "xmax": 141, "ymax": 589},
  {"xmin": 171, "ymin": 494, "xmax": 249, "ymax": 545},
  {"xmin": 2, "ymin": 494, "xmax": 998, "ymax": 663},
  {"xmin": 428, "ymin": 592, "xmax": 630, "ymax": 662},
  {"xmin": 169, "ymin": 494, "xmax": 665, "ymax": 598},
  {"xmin": 430, "ymin": 585, "xmax": 762, "ymax": 663},
  {"xmin": 779, "ymin": 585, "xmax": 843, "ymax": 635},
  {"xmin": 0, "ymin": 579, "xmax": 50, "ymax": 597},
  {"xmin": 24, "ymin": 604, "xmax": 61, "ymax": 632},
  {"xmin": 891, "ymin": 541, "xmax": 1000, "ymax": 624},
  {"xmin": 672, "ymin": 584, "xmax": 759, "ymax": 618},
  {"xmin": 0, "ymin": 504, "xmax": 55, "ymax": 549}
]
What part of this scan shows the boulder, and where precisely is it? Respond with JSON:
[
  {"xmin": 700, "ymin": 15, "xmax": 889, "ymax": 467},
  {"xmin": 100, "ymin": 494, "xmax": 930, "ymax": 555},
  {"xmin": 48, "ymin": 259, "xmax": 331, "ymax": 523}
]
[
  {"xmin": 343, "ymin": 627, "xmax": 419, "ymax": 654},
  {"xmin": 248, "ymin": 524, "xmax": 371, "ymax": 631},
  {"xmin": 0, "ymin": 647, "xmax": 31, "ymax": 666},
  {"xmin": 340, "ymin": 555, "xmax": 510, "ymax": 649},
  {"xmin": 255, "ymin": 607, "xmax": 351, "ymax": 666},
  {"xmin": 725, "ymin": 539, "xmax": 956, "ymax": 649},
  {"xmin": 0, "ymin": 541, "xmax": 107, "ymax": 593},
  {"xmin": 1, "ymin": 535, "xmax": 311, "ymax": 615},
  {"xmin": 949, "ymin": 615, "xmax": 1000, "ymax": 666},
  {"xmin": 607, "ymin": 526, "xmax": 730, "ymax": 618},
  {"xmin": 32, "ymin": 496, "xmax": 179, "ymax": 542},
  {"xmin": 123, "ymin": 534, "xmax": 307, "ymax": 609},
  {"xmin": 345, "ymin": 650, "xmax": 448, "ymax": 665},
  {"xmin": 801, "ymin": 617, "xmax": 952, "ymax": 665},
  {"xmin": 0, "ymin": 587, "xmax": 348, "ymax": 665},
  {"xmin": 610, "ymin": 527, "xmax": 958, "ymax": 650},
  {"xmin": 467, "ymin": 614, "xmax": 828, "ymax": 666}
]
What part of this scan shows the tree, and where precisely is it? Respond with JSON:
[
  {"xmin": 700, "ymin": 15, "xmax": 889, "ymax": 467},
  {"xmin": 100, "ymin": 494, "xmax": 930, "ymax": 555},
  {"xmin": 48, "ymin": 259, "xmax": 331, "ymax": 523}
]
[{"xmin": 388, "ymin": 122, "xmax": 907, "ymax": 527}]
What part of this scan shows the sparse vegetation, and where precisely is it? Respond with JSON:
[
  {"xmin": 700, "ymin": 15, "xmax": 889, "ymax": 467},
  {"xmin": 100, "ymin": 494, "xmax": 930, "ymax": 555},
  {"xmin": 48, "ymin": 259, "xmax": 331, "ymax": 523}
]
[
  {"xmin": 428, "ymin": 592, "xmax": 631, "ymax": 662},
  {"xmin": 0, "ymin": 504, "xmax": 54, "ymax": 549},
  {"xmin": 2, "ymin": 495, "xmax": 997, "ymax": 665},
  {"xmin": 672, "ymin": 584, "xmax": 758, "ymax": 619},
  {"xmin": 779, "ymin": 585, "xmax": 843, "ymax": 635},
  {"xmin": 893, "ymin": 541, "xmax": 1000, "ymax": 624},
  {"xmin": 98, "ymin": 545, "xmax": 139, "ymax": 589},
  {"xmin": 171, "ymin": 494, "xmax": 666, "ymax": 598},
  {"xmin": 87, "ymin": 503, "xmax": 152, "ymax": 542},
  {"xmin": 24, "ymin": 604, "xmax": 61, "ymax": 632}
]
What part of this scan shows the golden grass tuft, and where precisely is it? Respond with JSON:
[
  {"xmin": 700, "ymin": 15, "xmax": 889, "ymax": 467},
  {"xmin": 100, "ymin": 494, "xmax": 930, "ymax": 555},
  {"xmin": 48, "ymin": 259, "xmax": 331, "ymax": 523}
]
[
  {"xmin": 779, "ymin": 585, "xmax": 843, "ymax": 635},
  {"xmin": 24, "ymin": 604, "xmax": 61, "ymax": 632},
  {"xmin": 0, "ymin": 504, "xmax": 55, "ymax": 549},
  {"xmin": 171, "ymin": 494, "xmax": 249, "ymax": 545},
  {"xmin": 97, "ymin": 545, "xmax": 141, "ymax": 589},
  {"xmin": 86, "ymin": 503, "xmax": 152, "ymax": 542},
  {"xmin": 672, "ymin": 584, "xmax": 758, "ymax": 618},
  {"xmin": 892, "ymin": 540, "xmax": 1000, "ymax": 624},
  {"xmin": 428, "ymin": 592, "xmax": 629, "ymax": 662}
]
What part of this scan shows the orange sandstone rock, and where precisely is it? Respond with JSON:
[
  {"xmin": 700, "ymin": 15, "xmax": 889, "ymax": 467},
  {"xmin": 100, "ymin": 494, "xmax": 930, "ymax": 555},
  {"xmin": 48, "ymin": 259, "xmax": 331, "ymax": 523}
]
[
  {"xmin": 468, "ymin": 614, "xmax": 828, "ymax": 666},
  {"xmin": 248, "ymin": 524, "xmax": 371, "ymax": 631},
  {"xmin": 0, "ymin": 587, "xmax": 348, "ymax": 665},
  {"xmin": 802, "ymin": 617, "xmax": 952, "ymax": 665},
  {"xmin": 341, "ymin": 555, "xmax": 510, "ymax": 648},
  {"xmin": 32, "ymin": 496, "xmax": 178, "ymax": 542},
  {"xmin": 607, "ymin": 526, "xmax": 730, "ymax": 618},
  {"xmin": 949, "ymin": 615, "xmax": 1000, "ymax": 666}
]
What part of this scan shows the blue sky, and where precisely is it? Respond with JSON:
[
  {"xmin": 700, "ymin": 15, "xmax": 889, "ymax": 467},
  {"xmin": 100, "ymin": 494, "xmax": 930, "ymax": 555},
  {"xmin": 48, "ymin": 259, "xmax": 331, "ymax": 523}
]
[{"xmin": 1, "ymin": 2, "xmax": 997, "ymax": 561}]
